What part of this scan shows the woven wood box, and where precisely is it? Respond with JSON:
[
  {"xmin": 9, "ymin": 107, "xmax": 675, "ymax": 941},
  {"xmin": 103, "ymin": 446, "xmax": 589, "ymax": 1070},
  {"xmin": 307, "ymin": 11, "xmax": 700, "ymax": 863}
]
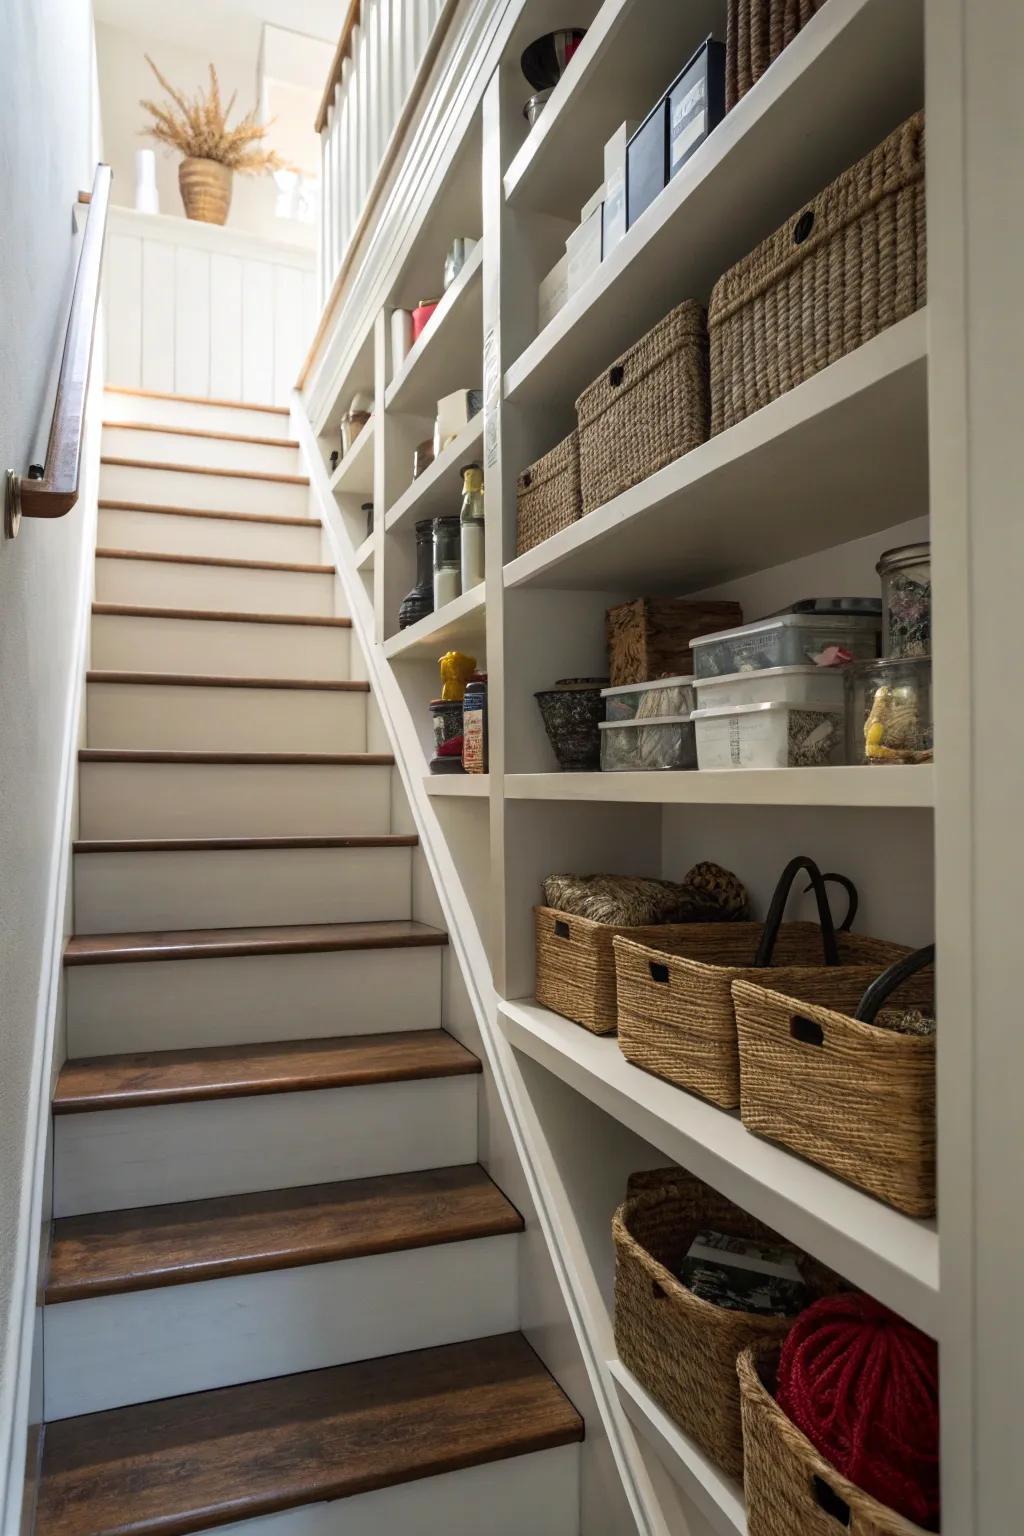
[
  {"xmin": 725, "ymin": 0, "xmax": 830, "ymax": 110},
  {"xmin": 575, "ymin": 299, "xmax": 710, "ymax": 516},
  {"xmin": 516, "ymin": 430, "xmax": 582, "ymax": 556},
  {"xmin": 709, "ymin": 110, "xmax": 926, "ymax": 435},
  {"xmin": 606, "ymin": 598, "xmax": 742, "ymax": 686}
]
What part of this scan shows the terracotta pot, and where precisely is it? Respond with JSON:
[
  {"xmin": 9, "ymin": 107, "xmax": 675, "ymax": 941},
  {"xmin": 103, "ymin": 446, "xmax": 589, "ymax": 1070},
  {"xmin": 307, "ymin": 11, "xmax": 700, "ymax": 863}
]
[{"xmin": 178, "ymin": 157, "xmax": 233, "ymax": 225}]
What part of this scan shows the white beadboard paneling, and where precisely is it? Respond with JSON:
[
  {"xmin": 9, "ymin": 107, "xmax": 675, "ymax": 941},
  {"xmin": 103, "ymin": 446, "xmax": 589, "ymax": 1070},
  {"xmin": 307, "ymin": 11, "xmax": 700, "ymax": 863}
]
[
  {"xmin": 274, "ymin": 265, "xmax": 305, "ymax": 407},
  {"xmin": 174, "ymin": 244, "xmax": 211, "ymax": 397},
  {"xmin": 242, "ymin": 260, "xmax": 276, "ymax": 403},
  {"xmin": 45, "ymin": 1233, "xmax": 518, "ymax": 1418},
  {"xmin": 141, "ymin": 240, "xmax": 176, "ymax": 393},
  {"xmin": 105, "ymin": 234, "xmax": 142, "ymax": 387},
  {"xmin": 210, "ymin": 252, "xmax": 244, "ymax": 401}
]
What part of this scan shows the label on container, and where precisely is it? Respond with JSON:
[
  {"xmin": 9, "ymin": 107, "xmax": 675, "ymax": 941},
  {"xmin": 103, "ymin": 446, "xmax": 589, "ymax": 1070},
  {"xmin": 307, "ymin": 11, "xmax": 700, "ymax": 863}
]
[
  {"xmin": 671, "ymin": 110, "xmax": 707, "ymax": 168},
  {"xmin": 463, "ymin": 704, "xmax": 487, "ymax": 772}
]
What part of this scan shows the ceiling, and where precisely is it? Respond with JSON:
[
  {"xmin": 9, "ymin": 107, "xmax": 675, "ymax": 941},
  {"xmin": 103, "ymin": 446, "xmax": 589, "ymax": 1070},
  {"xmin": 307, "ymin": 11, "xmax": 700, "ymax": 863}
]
[{"xmin": 93, "ymin": 0, "xmax": 342, "ymax": 58}]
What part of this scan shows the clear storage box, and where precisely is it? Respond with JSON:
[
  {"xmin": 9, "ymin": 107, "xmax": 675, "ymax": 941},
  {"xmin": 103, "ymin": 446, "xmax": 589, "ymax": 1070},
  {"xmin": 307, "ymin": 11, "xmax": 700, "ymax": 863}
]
[
  {"xmin": 693, "ymin": 701, "xmax": 845, "ymax": 769},
  {"xmin": 693, "ymin": 664, "xmax": 846, "ymax": 711},
  {"xmin": 691, "ymin": 613, "xmax": 880, "ymax": 680},
  {"xmin": 599, "ymin": 715, "xmax": 698, "ymax": 772},
  {"xmin": 845, "ymin": 656, "xmax": 933, "ymax": 765},
  {"xmin": 601, "ymin": 674, "xmax": 696, "ymax": 722}
]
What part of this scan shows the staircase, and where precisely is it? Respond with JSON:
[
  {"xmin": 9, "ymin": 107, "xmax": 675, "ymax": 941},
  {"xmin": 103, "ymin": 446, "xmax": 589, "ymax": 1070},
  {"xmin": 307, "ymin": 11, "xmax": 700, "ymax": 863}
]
[{"xmin": 34, "ymin": 387, "xmax": 582, "ymax": 1536}]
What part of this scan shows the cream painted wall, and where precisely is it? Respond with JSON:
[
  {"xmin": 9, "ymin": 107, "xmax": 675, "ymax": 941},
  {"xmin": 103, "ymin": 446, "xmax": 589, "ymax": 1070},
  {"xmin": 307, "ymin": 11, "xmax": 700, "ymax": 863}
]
[
  {"xmin": 95, "ymin": 19, "xmax": 317, "ymax": 249},
  {"xmin": 0, "ymin": 0, "xmax": 100, "ymax": 1521}
]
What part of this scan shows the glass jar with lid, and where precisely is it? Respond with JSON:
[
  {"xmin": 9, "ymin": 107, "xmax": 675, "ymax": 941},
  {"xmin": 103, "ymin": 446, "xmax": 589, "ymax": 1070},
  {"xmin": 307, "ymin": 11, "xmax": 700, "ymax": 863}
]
[
  {"xmin": 397, "ymin": 518, "xmax": 435, "ymax": 630},
  {"xmin": 433, "ymin": 516, "xmax": 462, "ymax": 610},
  {"xmin": 877, "ymin": 542, "xmax": 930, "ymax": 658}
]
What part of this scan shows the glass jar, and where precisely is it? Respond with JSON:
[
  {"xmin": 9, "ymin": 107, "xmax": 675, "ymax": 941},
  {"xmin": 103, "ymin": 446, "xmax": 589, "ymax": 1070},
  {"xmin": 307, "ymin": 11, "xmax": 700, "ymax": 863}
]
[
  {"xmin": 459, "ymin": 463, "xmax": 485, "ymax": 590},
  {"xmin": 362, "ymin": 501, "xmax": 374, "ymax": 540},
  {"xmin": 462, "ymin": 676, "xmax": 488, "ymax": 772},
  {"xmin": 397, "ymin": 518, "xmax": 435, "ymax": 630},
  {"xmin": 877, "ymin": 542, "xmax": 930, "ymax": 658},
  {"xmin": 433, "ymin": 516, "xmax": 462, "ymax": 610},
  {"xmin": 845, "ymin": 656, "xmax": 932, "ymax": 765}
]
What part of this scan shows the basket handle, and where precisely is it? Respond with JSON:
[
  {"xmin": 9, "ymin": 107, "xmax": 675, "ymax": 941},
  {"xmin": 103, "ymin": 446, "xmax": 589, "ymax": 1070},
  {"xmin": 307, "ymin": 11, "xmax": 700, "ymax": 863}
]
[
  {"xmin": 811, "ymin": 1475, "xmax": 852, "ymax": 1526},
  {"xmin": 753, "ymin": 856, "xmax": 839, "ymax": 968},
  {"xmin": 854, "ymin": 944, "xmax": 935, "ymax": 1024},
  {"xmin": 803, "ymin": 871, "xmax": 859, "ymax": 931}
]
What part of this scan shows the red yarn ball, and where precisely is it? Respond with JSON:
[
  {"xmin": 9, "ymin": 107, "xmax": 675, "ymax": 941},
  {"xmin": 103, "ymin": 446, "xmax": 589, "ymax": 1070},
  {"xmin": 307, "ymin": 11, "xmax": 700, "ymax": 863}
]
[{"xmin": 777, "ymin": 1293, "xmax": 940, "ymax": 1530}]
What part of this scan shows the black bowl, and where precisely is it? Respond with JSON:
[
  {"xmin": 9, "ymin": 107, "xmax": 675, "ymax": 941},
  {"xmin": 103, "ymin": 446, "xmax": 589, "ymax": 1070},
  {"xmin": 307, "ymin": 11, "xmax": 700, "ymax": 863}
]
[{"xmin": 521, "ymin": 29, "xmax": 587, "ymax": 91}]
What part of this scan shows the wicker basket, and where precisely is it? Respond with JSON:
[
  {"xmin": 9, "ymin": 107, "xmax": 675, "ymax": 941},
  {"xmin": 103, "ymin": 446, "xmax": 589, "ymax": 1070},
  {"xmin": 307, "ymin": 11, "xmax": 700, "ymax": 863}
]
[
  {"xmin": 606, "ymin": 598, "xmax": 742, "ymax": 686},
  {"xmin": 576, "ymin": 300, "xmax": 710, "ymax": 515},
  {"xmin": 179, "ymin": 157, "xmax": 233, "ymax": 225},
  {"xmin": 725, "ymin": 1, "xmax": 830, "ymax": 110},
  {"xmin": 709, "ymin": 111, "xmax": 925, "ymax": 435},
  {"xmin": 516, "ymin": 431, "xmax": 582, "ymax": 555},
  {"xmin": 614, "ymin": 1170, "xmax": 838, "ymax": 1480},
  {"xmin": 733, "ymin": 946, "xmax": 936, "ymax": 1215},
  {"xmin": 739, "ymin": 1340, "xmax": 933, "ymax": 1535}
]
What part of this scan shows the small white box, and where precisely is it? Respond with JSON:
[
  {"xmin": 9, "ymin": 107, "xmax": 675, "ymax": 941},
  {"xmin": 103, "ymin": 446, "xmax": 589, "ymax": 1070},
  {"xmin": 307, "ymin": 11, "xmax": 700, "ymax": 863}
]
[
  {"xmin": 538, "ymin": 251, "xmax": 569, "ymax": 331},
  {"xmin": 580, "ymin": 182, "xmax": 606, "ymax": 223},
  {"xmin": 602, "ymin": 121, "xmax": 637, "ymax": 257},
  {"xmin": 566, "ymin": 204, "xmax": 603, "ymax": 296},
  {"xmin": 434, "ymin": 388, "xmax": 476, "ymax": 452},
  {"xmin": 603, "ymin": 121, "xmax": 638, "ymax": 183}
]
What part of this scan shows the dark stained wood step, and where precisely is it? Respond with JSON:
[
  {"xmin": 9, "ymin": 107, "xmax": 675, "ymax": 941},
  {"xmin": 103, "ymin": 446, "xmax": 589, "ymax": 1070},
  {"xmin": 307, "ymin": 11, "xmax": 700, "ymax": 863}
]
[
  {"xmin": 104, "ymin": 385, "xmax": 289, "ymax": 415},
  {"xmin": 79, "ymin": 749, "xmax": 393, "ymax": 765},
  {"xmin": 53, "ymin": 1030, "xmax": 477, "ymax": 1115},
  {"xmin": 64, "ymin": 919, "xmax": 447, "ymax": 967},
  {"xmin": 93, "ymin": 602, "xmax": 351, "ymax": 628},
  {"xmin": 95, "ymin": 548, "xmax": 333, "ymax": 575},
  {"xmin": 103, "ymin": 423, "xmax": 300, "ymax": 450},
  {"xmin": 46, "ymin": 1165, "xmax": 522, "ymax": 1302},
  {"xmin": 36, "ymin": 1332, "xmax": 583, "ymax": 1536},
  {"xmin": 86, "ymin": 670, "xmax": 368, "ymax": 693},
  {"xmin": 101, "ymin": 456, "xmax": 309, "ymax": 487},
  {"xmin": 73, "ymin": 834, "xmax": 417, "ymax": 853},
  {"xmin": 99, "ymin": 499, "xmax": 317, "ymax": 528}
]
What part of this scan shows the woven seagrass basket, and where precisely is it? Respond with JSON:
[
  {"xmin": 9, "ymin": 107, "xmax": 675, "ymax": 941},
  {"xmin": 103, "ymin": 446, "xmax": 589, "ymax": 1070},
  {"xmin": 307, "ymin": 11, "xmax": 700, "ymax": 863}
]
[
  {"xmin": 516, "ymin": 430, "xmax": 581, "ymax": 555},
  {"xmin": 614, "ymin": 1170, "xmax": 839, "ymax": 1480},
  {"xmin": 725, "ymin": 0, "xmax": 830, "ymax": 110},
  {"xmin": 732, "ymin": 946, "xmax": 936, "ymax": 1215},
  {"xmin": 576, "ymin": 299, "xmax": 709, "ymax": 515},
  {"xmin": 709, "ymin": 111, "xmax": 925, "ymax": 435},
  {"xmin": 738, "ymin": 1340, "xmax": 933, "ymax": 1536},
  {"xmin": 179, "ymin": 157, "xmax": 233, "ymax": 225}
]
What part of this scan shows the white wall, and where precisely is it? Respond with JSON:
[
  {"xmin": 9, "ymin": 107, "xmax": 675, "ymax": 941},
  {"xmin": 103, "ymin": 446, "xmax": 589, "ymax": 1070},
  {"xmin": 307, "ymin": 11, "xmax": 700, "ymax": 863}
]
[
  {"xmin": 0, "ymin": 0, "xmax": 100, "ymax": 1524},
  {"xmin": 95, "ymin": 18, "xmax": 316, "ymax": 249}
]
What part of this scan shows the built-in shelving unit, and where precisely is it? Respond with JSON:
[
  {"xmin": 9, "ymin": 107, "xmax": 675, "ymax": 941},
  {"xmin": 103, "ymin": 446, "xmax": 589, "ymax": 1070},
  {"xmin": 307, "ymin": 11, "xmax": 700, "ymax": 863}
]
[
  {"xmin": 424, "ymin": 773, "xmax": 490, "ymax": 798},
  {"xmin": 384, "ymin": 415, "xmax": 484, "ymax": 533},
  {"xmin": 330, "ymin": 416, "xmax": 375, "ymax": 498},
  {"xmin": 383, "ymin": 583, "xmax": 487, "ymax": 660},
  {"xmin": 385, "ymin": 243, "xmax": 484, "ymax": 416},
  {"xmin": 504, "ymin": 764, "xmax": 934, "ymax": 808}
]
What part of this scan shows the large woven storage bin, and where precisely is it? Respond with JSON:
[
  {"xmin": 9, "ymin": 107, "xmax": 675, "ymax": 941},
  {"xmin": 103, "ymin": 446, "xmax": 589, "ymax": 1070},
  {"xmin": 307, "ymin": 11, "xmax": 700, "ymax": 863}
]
[
  {"xmin": 516, "ymin": 430, "xmax": 582, "ymax": 555},
  {"xmin": 738, "ymin": 1341, "xmax": 932, "ymax": 1536},
  {"xmin": 732, "ymin": 964, "xmax": 936, "ymax": 1215},
  {"xmin": 725, "ymin": 0, "xmax": 830, "ymax": 110},
  {"xmin": 614, "ymin": 1170, "xmax": 838, "ymax": 1480},
  {"xmin": 614, "ymin": 925, "xmax": 916, "ymax": 1109},
  {"xmin": 709, "ymin": 111, "xmax": 925, "ymax": 435},
  {"xmin": 576, "ymin": 300, "xmax": 709, "ymax": 515}
]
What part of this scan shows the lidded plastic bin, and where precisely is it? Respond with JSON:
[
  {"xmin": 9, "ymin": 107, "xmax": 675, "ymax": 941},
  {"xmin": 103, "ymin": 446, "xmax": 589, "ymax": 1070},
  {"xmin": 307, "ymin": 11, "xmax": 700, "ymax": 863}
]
[
  {"xmin": 693, "ymin": 664, "xmax": 845, "ymax": 711},
  {"xmin": 691, "ymin": 613, "xmax": 880, "ymax": 680},
  {"xmin": 693, "ymin": 701, "xmax": 845, "ymax": 770},
  {"xmin": 601, "ymin": 675, "xmax": 696, "ymax": 722},
  {"xmin": 599, "ymin": 715, "xmax": 698, "ymax": 772}
]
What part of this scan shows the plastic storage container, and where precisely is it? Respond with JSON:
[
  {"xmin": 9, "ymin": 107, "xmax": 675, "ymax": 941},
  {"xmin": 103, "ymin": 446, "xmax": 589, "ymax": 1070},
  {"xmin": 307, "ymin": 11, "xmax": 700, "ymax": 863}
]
[
  {"xmin": 845, "ymin": 656, "xmax": 933, "ymax": 765},
  {"xmin": 602, "ymin": 675, "xmax": 696, "ymax": 722},
  {"xmin": 691, "ymin": 613, "xmax": 880, "ymax": 680},
  {"xmin": 599, "ymin": 715, "xmax": 697, "ymax": 772},
  {"xmin": 694, "ymin": 701, "xmax": 845, "ymax": 769},
  {"xmin": 694, "ymin": 664, "xmax": 845, "ymax": 711},
  {"xmin": 877, "ymin": 542, "xmax": 931, "ymax": 658}
]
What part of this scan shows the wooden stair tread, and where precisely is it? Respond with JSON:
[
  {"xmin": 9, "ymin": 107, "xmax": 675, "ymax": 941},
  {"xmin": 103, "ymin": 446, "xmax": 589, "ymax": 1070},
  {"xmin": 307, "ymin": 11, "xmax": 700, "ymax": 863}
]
[
  {"xmin": 86, "ymin": 670, "xmax": 368, "ymax": 693},
  {"xmin": 36, "ymin": 1332, "xmax": 583, "ymax": 1536},
  {"xmin": 53, "ymin": 1029, "xmax": 477, "ymax": 1113},
  {"xmin": 73, "ymin": 834, "xmax": 418, "ymax": 853},
  {"xmin": 104, "ymin": 385, "xmax": 289, "ymax": 415},
  {"xmin": 64, "ymin": 918, "xmax": 448, "ymax": 967},
  {"xmin": 92, "ymin": 602, "xmax": 350, "ymax": 627},
  {"xmin": 79, "ymin": 749, "xmax": 394, "ymax": 765},
  {"xmin": 103, "ymin": 422, "xmax": 300, "ymax": 449},
  {"xmin": 46, "ymin": 1165, "xmax": 522, "ymax": 1302},
  {"xmin": 99, "ymin": 498, "xmax": 317, "ymax": 527},
  {"xmin": 95, "ymin": 547, "xmax": 333, "ymax": 574},
  {"xmin": 101, "ymin": 456, "xmax": 309, "ymax": 486}
]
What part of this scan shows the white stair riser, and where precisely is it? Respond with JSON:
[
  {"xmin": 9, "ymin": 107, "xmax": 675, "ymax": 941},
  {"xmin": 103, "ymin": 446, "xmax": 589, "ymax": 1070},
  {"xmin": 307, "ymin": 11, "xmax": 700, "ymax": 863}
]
[
  {"xmin": 74, "ymin": 845, "xmax": 414, "ymax": 933},
  {"xmin": 44, "ymin": 1233, "xmax": 518, "ymax": 1418},
  {"xmin": 100, "ymin": 462, "xmax": 310, "ymax": 518},
  {"xmin": 103, "ymin": 392, "xmax": 292, "ymax": 437},
  {"xmin": 91, "ymin": 612, "xmax": 352, "ymax": 681},
  {"xmin": 98, "ymin": 507, "xmax": 321, "ymax": 563},
  {"xmin": 66, "ymin": 946, "xmax": 443, "ymax": 1055},
  {"xmin": 102, "ymin": 426, "xmax": 301, "ymax": 475},
  {"xmin": 78, "ymin": 761, "xmax": 392, "ymax": 838},
  {"xmin": 86, "ymin": 681, "xmax": 367, "ymax": 753},
  {"xmin": 53, "ymin": 1076, "xmax": 477, "ymax": 1216},
  {"xmin": 207, "ymin": 1446, "xmax": 580, "ymax": 1536},
  {"xmin": 95, "ymin": 556, "xmax": 337, "ymax": 616}
]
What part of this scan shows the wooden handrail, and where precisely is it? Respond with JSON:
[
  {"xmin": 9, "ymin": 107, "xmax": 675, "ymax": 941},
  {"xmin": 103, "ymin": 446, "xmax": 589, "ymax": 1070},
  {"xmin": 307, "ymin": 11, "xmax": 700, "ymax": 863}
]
[
  {"xmin": 5, "ymin": 163, "xmax": 112, "ymax": 539},
  {"xmin": 314, "ymin": 0, "xmax": 362, "ymax": 134}
]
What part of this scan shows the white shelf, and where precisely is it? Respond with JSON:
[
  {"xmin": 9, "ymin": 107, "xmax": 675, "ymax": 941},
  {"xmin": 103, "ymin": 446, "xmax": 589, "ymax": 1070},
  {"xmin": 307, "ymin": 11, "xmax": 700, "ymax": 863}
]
[
  {"xmin": 505, "ymin": 762, "xmax": 934, "ymax": 809},
  {"xmin": 383, "ymin": 582, "xmax": 487, "ymax": 660},
  {"xmin": 504, "ymin": 313, "xmax": 927, "ymax": 593},
  {"xmin": 354, "ymin": 535, "xmax": 374, "ymax": 571},
  {"xmin": 504, "ymin": 0, "xmax": 723, "ymax": 217},
  {"xmin": 329, "ymin": 417, "xmax": 375, "ymax": 498},
  {"xmin": 498, "ymin": 997, "xmax": 940, "ymax": 1335},
  {"xmin": 384, "ymin": 415, "xmax": 484, "ymax": 534},
  {"xmin": 608, "ymin": 1360, "xmax": 747, "ymax": 1536},
  {"xmin": 385, "ymin": 242, "xmax": 483, "ymax": 417},
  {"xmin": 425, "ymin": 773, "xmax": 490, "ymax": 798},
  {"xmin": 504, "ymin": 0, "xmax": 923, "ymax": 409}
]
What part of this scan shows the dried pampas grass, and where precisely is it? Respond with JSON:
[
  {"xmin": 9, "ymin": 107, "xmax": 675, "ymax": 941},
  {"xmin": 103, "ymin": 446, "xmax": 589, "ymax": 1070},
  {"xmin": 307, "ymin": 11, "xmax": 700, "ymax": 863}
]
[{"xmin": 140, "ymin": 57, "xmax": 288, "ymax": 174}]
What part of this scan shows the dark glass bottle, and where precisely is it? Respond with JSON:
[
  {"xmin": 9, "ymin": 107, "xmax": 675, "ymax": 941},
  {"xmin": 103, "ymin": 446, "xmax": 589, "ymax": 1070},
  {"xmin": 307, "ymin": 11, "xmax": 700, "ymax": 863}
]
[{"xmin": 398, "ymin": 518, "xmax": 435, "ymax": 629}]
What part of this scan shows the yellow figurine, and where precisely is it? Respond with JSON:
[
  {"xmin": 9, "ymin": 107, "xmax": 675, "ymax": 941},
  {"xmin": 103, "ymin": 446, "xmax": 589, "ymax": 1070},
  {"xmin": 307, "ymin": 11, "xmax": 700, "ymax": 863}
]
[{"xmin": 439, "ymin": 650, "xmax": 476, "ymax": 702}]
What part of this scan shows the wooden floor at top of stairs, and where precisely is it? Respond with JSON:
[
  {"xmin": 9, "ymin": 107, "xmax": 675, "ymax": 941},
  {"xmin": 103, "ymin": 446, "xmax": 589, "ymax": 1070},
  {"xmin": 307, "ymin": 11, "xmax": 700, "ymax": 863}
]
[
  {"xmin": 46, "ymin": 1164, "xmax": 523, "ymax": 1302},
  {"xmin": 95, "ymin": 547, "xmax": 333, "ymax": 574},
  {"xmin": 104, "ymin": 384, "xmax": 289, "ymax": 414},
  {"xmin": 102, "ymin": 421, "xmax": 299, "ymax": 449},
  {"xmin": 72, "ymin": 834, "xmax": 418, "ymax": 853},
  {"xmin": 64, "ymin": 918, "xmax": 448, "ymax": 967},
  {"xmin": 85, "ymin": 670, "xmax": 368, "ymax": 692},
  {"xmin": 53, "ymin": 1029, "xmax": 478, "ymax": 1114},
  {"xmin": 78, "ymin": 748, "xmax": 394, "ymax": 765},
  {"xmin": 99, "ymin": 498, "xmax": 318, "ymax": 527},
  {"xmin": 101, "ymin": 456, "xmax": 309, "ymax": 487},
  {"xmin": 36, "ymin": 1332, "xmax": 584, "ymax": 1536},
  {"xmin": 92, "ymin": 602, "xmax": 351, "ymax": 628}
]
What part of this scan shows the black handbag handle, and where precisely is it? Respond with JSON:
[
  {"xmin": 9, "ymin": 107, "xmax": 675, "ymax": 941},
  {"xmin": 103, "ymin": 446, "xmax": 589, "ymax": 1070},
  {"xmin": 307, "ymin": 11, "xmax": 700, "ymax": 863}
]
[
  {"xmin": 804, "ymin": 872, "xmax": 859, "ymax": 932},
  {"xmin": 753, "ymin": 856, "xmax": 839, "ymax": 968},
  {"xmin": 854, "ymin": 944, "xmax": 935, "ymax": 1024}
]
